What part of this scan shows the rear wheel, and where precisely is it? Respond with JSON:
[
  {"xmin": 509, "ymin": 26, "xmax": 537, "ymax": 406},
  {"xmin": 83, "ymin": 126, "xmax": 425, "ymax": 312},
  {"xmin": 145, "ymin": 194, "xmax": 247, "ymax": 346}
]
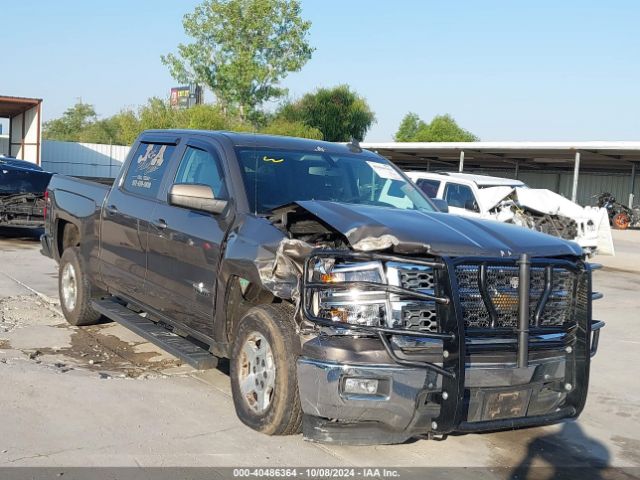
[
  {"xmin": 230, "ymin": 304, "xmax": 302, "ymax": 435},
  {"xmin": 613, "ymin": 212, "xmax": 631, "ymax": 230},
  {"xmin": 59, "ymin": 247, "xmax": 103, "ymax": 326}
]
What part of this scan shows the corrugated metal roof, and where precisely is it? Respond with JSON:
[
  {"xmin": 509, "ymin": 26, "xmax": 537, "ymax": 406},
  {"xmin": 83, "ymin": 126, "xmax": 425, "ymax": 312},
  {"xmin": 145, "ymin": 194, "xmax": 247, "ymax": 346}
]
[
  {"xmin": 0, "ymin": 95, "xmax": 42, "ymax": 118},
  {"xmin": 362, "ymin": 141, "xmax": 640, "ymax": 172}
]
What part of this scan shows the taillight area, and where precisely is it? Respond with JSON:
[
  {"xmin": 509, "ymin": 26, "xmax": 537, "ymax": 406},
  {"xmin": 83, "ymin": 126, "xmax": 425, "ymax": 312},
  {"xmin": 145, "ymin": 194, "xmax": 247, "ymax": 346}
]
[{"xmin": 43, "ymin": 190, "xmax": 49, "ymax": 221}]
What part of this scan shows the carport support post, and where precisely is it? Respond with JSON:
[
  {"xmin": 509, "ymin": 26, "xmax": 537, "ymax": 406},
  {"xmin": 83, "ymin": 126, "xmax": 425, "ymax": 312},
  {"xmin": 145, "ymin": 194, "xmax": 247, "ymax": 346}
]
[
  {"xmin": 630, "ymin": 163, "xmax": 637, "ymax": 208},
  {"xmin": 571, "ymin": 151, "xmax": 581, "ymax": 203},
  {"xmin": 514, "ymin": 160, "xmax": 520, "ymax": 179},
  {"xmin": 458, "ymin": 150, "xmax": 465, "ymax": 172}
]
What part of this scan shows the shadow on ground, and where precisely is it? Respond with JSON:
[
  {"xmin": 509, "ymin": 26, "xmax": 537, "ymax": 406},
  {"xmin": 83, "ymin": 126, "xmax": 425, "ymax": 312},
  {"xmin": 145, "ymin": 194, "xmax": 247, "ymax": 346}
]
[
  {"xmin": 0, "ymin": 226, "xmax": 42, "ymax": 241},
  {"xmin": 509, "ymin": 421, "xmax": 610, "ymax": 479}
]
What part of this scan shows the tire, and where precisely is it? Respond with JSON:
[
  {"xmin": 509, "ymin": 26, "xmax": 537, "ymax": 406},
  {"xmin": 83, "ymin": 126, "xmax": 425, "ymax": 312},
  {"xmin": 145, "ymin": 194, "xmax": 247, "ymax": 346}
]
[
  {"xmin": 58, "ymin": 247, "xmax": 103, "ymax": 326},
  {"xmin": 230, "ymin": 304, "xmax": 302, "ymax": 436},
  {"xmin": 613, "ymin": 212, "xmax": 631, "ymax": 230}
]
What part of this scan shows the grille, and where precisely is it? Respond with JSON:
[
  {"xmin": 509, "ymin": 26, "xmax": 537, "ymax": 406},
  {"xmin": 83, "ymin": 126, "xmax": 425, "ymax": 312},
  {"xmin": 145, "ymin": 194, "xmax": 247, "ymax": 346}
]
[
  {"xmin": 399, "ymin": 269, "xmax": 435, "ymax": 291},
  {"xmin": 456, "ymin": 264, "xmax": 577, "ymax": 329},
  {"xmin": 388, "ymin": 263, "xmax": 439, "ymax": 333},
  {"xmin": 398, "ymin": 303, "xmax": 438, "ymax": 332}
]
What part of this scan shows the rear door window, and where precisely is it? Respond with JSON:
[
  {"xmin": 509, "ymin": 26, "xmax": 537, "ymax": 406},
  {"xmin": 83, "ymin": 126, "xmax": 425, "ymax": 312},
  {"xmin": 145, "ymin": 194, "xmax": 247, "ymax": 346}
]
[{"xmin": 123, "ymin": 143, "xmax": 176, "ymax": 198}]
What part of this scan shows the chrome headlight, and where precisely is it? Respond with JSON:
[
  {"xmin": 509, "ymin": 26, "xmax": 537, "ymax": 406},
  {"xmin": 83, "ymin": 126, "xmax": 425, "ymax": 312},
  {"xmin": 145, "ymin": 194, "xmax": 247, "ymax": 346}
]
[
  {"xmin": 309, "ymin": 260, "xmax": 387, "ymax": 327},
  {"xmin": 310, "ymin": 260, "xmax": 384, "ymax": 284}
]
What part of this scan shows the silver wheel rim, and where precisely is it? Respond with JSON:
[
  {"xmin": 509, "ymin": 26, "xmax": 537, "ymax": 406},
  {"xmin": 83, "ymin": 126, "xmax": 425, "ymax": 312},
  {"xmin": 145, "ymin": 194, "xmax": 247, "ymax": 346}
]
[
  {"xmin": 238, "ymin": 331, "xmax": 276, "ymax": 414},
  {"xmin": 61, "ymin": 263, "xmax": 78, "ymax": 312}
]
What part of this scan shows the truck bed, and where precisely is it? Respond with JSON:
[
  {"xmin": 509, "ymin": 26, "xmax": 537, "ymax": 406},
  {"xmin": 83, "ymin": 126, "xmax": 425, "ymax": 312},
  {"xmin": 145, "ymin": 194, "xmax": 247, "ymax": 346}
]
[{"xmin": 48, "ymin": 174, "xmax": 111, "ymax": 204}]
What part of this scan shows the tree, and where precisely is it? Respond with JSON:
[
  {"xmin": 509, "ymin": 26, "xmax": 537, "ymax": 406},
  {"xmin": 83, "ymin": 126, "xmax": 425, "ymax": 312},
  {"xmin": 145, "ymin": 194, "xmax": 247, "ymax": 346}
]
[
  {"xmin": 394, "ymin": 112, "xmax": 426, "ymax": 142},
  {"xmin": 43, "ymin": 102, "xmax": 98, "ymax": 141},
  {"xmin": 77, "ymin": 119, "xmax": 118, "ymax": 145},
  {"xmin": 161, "ymin": 0, "xmax": 313, "ymax": 120},
  {"xmin": 43, "ymin": 92, "xmax": 331, "ymax": 148},
  {"xmin": 394, "ymin": 113, "xmax": 478, "ymax": 142},
  {"xmin": 277, "ymin": 85, "xmax": 375, "ymax": 142},
  {"xmin": 185, "ymin": 104, "xmax": 228, "ymax": 131},
  {"xmin": 138, "ymin": 98, "xmax": 180, "ymax": 131},
  {"xmin": 184, "ymin": 104, "xmax": 253, "ymax": 132},
  {"xmin": 110, "ymin": 110, "xmax": 142, "ymax": 145},
  {"xmin": 260, "ymin": 119, "xmax": 323, "ymax": 139}
]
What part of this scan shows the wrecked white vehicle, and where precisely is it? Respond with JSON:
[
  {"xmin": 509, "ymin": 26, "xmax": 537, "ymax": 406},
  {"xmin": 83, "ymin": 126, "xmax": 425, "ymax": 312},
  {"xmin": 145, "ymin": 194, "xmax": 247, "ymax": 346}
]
[
  {"xmin": 41, "ymin": 131, "xmax": 604, "ymax": 445},
  {"xmin": 406, "ymin": 171, "xmax": 614, "ymax": 256}
]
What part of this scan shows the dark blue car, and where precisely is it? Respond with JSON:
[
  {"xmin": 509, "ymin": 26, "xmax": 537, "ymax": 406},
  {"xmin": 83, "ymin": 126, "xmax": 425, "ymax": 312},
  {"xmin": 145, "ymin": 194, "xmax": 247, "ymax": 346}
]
[
  {"xmin": 0, "ymin": 155, "xmax": 52, "ymax": 227},
  {"xmin": 0, "ymin": 155, "xmax": 44, "ymax": 171}
]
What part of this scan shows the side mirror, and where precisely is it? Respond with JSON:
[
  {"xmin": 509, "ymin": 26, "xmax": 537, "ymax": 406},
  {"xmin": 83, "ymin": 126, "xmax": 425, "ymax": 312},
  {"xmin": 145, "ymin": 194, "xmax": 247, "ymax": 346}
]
[
  {"xmin": 169, "ymin": 183, "xmax": 227, "ymax": 215},
  {"xmin": 431, "ymin": 198, "xmax": 449, "ymax": 213}
]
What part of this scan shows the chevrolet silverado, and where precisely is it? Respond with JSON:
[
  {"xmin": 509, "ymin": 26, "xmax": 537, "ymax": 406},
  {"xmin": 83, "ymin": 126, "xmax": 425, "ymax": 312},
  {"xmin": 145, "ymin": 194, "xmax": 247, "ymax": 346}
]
[{"xmin": 40, "ymin": 130, "xmax": 604, "ymax": 444}]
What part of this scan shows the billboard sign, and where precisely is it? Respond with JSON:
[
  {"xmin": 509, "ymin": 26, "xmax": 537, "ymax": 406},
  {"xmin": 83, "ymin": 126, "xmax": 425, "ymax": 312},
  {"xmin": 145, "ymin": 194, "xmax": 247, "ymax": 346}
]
[{"xmin": 170, "ymin": 85, "xmax": 202, "ymax": 110}]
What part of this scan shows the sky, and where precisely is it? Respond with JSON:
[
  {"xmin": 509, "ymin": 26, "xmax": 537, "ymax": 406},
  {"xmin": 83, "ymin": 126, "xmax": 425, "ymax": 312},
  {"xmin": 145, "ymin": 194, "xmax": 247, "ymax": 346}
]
[{"xmin": 1, "ymin": 0, "xmax": 639, "ymax": 142}]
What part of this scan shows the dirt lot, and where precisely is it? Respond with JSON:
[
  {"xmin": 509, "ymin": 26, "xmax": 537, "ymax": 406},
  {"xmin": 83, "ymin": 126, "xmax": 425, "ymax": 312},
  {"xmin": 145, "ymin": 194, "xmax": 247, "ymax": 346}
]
[{"xmin": 0, "ymin": 227, "xmax": 639, "ymax": 476}]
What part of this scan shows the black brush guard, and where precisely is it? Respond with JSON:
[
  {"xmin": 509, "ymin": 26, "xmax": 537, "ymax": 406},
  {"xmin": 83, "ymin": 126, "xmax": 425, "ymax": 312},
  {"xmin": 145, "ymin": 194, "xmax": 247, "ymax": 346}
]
[{"xmin": 301, "ymin": 249, "xmax": 603, "ymax": 433}]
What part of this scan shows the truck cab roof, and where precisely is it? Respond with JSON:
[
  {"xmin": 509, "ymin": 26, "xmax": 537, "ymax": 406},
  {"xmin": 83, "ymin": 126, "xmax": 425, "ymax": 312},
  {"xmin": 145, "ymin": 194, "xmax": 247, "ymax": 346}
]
[
  {"xmin": 407, "ymin": 171, "xmax": 525, "ymax": 188},
  {"xmin": 141, "ymin": 130, "xmax": 369, "ymax": 157}
]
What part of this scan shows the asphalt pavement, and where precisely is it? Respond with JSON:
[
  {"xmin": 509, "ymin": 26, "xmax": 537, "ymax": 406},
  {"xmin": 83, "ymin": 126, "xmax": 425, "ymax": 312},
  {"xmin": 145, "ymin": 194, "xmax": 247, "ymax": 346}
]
[{"xmin": 593, "ymin": 229, "xmax": 640, "ymax": 274}]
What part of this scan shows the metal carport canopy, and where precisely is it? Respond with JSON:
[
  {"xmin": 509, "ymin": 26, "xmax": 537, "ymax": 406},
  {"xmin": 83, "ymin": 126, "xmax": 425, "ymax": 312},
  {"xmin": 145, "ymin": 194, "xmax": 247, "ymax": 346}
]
[
  {"xmin": 361, "ymin": 141, "xmax": 640, "ymax": 203},
  {"xmin": 0, "ymin": 95, "xmax": 41, "ymax": 118},
  {"xmin": 0, "ymin": 95, "xmax": 43, "ymax": 164},
  {"xmin": 361, "ymin": 141, "xmax": 640, "ymax": 173}
]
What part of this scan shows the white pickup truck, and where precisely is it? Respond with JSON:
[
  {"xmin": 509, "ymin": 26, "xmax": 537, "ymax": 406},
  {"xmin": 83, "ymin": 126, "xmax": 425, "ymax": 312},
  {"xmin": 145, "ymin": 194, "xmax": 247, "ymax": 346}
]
[{"xmin": 403, "ymin": 172, "xmax": 614, "ymax": 256}]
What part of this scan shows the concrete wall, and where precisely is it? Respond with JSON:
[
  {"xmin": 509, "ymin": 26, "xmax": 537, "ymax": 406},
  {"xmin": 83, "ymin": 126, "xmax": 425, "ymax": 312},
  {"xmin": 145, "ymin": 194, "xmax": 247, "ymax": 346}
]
[
  {"xmin": 0, "ymin": 135, "xmax": 8, "ymax": 155},
  {"xmin": 10, "ymin": 104, "xmax": 41, "ymax": 164},
  {"xmin": 41, "ymin": 140, "xmax": 130, "ymax": 178}
]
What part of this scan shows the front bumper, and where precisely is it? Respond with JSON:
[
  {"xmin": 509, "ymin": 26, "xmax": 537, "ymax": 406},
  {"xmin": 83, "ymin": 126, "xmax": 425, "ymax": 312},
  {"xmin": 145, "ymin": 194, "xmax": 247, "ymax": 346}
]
[
  {"xmin": 298, "ymin": 251, "xmax": 601, "ymax": 444},
  {"xmin": 297, "ymin": 336, "xmax": 579, "ymax": 444}
]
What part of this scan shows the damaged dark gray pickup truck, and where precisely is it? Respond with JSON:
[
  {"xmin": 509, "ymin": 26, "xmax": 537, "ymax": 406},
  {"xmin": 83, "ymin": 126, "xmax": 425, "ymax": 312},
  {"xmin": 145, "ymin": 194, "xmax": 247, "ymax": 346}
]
[{"xmin": 41, "ymin": 130, "xmax": 604, "ymax": 444}]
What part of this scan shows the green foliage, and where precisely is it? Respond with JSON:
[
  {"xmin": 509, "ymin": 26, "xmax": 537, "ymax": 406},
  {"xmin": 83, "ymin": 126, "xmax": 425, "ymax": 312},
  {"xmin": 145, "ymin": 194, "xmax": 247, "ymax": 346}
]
[
  {"xmin": 111, "ymin": 110, "xmax": 142, "ymax": 145},
  {"xmin": 42, "ymin": 85, "xmax": 372, "ymax": 146},
  {"xmin": 394, "ymin": 112, "xmax": 426, "ymax": 142},
  {"xmin": 259, "ymin": 119, "xmax": 323, "ymax": 139},
  {"xmin": 394, "ymin": 113, "xmax": 478, "ymax": 142},
  {"xmin": 422, "ymin": 114, "xmax": 479, "ymax": 142},
  {"xmin": 44, "ymin": 102, "xmax": 142, "ymax": 145},
  {"xmin": 185, "ymin": 104, "xmax": 228, "ymax": 130},
  {"xmin": 278, "ymin": 85, "xmax": 375, "ymax": 142},
  {"xmin": 139, "ymin": 97, "xmax": 179, "ymax": 131},
  {"xmin": 161, "ymin": 0, "xmax": 313, "ymax": 119},
  {"xmin": 43, "ymin": 102, "xmax": 97, "ymax": 141},
  {"xmin": 77, "ymin": 119, "xmax": 117, "ymax": 145},
  {"xmin": 42, "ymin": 98, "xmax": 257, "ymax": 145}
]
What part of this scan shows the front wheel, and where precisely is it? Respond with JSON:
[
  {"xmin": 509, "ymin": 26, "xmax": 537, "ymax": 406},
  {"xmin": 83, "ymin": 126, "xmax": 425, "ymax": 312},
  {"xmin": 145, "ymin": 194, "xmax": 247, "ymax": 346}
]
[
  {"xmin": 230, "ymin": 304, "xmax": 302, "ymax": 435},
  {"xmin": 58, "ymin": 247, "xmax": 103, "ymax": 326}
]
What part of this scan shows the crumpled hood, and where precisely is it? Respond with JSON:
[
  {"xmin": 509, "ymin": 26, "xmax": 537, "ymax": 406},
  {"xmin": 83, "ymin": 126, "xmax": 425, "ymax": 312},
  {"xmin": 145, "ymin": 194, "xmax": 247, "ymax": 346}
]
[{"xmin": 295, "ymin": 200, "xmax": 583, "ymax": 258}]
